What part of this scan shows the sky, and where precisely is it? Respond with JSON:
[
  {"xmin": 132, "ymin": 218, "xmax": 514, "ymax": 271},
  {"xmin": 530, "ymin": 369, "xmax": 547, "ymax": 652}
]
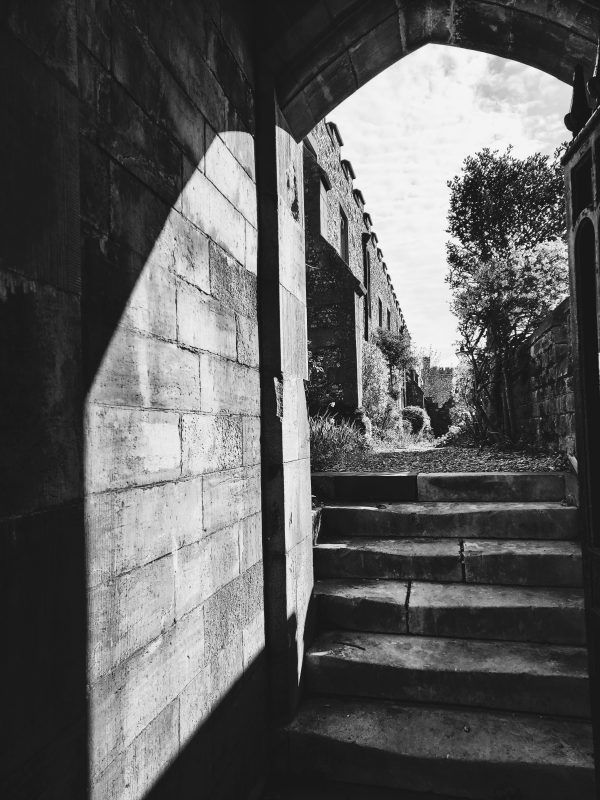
[{"xmin": 331, "ymin": 44, "xmax": 572, "ymax": 365}]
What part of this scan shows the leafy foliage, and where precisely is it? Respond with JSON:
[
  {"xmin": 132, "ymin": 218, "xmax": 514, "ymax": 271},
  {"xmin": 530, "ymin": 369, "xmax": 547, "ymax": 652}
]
[
  {"xmin": 374, "ymin": 327, "xmax": 415, "ymax": 374},
  {"xmin": 446, "ymin": 146, "xmax": 569, "ymax": 442},
  {"xmin": 401, "ymin": 405, "xmax": 431, "ymax": 435},
  {"xmin": 446, "ymin": 145, "xmax": 565, "ymax": 263},
  {"xmin": 309, "ymin": 411, "xmax": 370, "ymax": 471},
  {"xmin": 362, "ymin": 340, "xmax": 391, "ymax": 427}
]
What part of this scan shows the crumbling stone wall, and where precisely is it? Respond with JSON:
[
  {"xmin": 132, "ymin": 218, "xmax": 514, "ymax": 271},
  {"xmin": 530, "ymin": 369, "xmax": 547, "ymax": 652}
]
[
  {"xmin": 510, "ymin": 298, "xmax": 575, "ymax": 454},
  {"xmin": 304, "ymin": 119, "xmax": 406, "ymax": 415}
]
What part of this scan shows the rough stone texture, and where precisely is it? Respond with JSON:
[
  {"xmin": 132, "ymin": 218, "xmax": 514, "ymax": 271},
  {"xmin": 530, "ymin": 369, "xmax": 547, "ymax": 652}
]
[
  {"xmin": 408, "ymin": 582, "xmax": 585, "ymax": 645},
  {"xmin": 314, "ymin": 538, "xmax": 463, "ymax": 582},
  {"xmin": 315, "ymin": 579, "xmax": 408, "ymax": 634},
  {"xmin": 306, "ymin": 631, "xmax": 591, "ymax": 718},
  {"xmin": 417, "ymin": 472, "xmax": 567, "ymax": 503},
  {"xmin": 509, "ymin": 298, "xmax": 576, "ymax": 454},
  {"xmin": 285, "ymin": 696, "xmax": 595, "ymax": 799},
  {"xmin": 463, "ymin": 540, "xmax": 583, "ymax": 587},
  {"xmin": 260, "ymin": 1, "xmax": 598, "ymax": 139},
  {"xmin": 321, "ymin": 502, "xmax": 579, "ymax": 540},
  {"xmin": 304, "ymin": 119, "xmax": 408, "ymax": 414},
  {"xmin": 0, "ymin": 1, "xmax": 272, "ymax": 798}
]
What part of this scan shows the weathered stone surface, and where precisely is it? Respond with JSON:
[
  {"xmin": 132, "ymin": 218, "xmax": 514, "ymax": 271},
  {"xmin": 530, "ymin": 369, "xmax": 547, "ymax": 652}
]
[
  {"xmin": 236, "ymin": 312, "xmax": 260, "ymax": 367},
  {"xmin": 408, "ymin": 582, "xmax": 585, "ymax": 645},
  {"xmin": 199, "ymin": 352, "xmax": 260, "ymax": 415},
  {"xmin": 204, "ymin": 564, "xmax": 264, "ymax": 659},
  {"xmin": 320, "ymin": 502, "xmax": 579, "ymax": 540},
  {"xmin": 175, "ymin": 523, "xmax": 240, "ymax": 620},
  {"xmin": 180, "ymin": 167, "xmax": 247, "ymax": 267},
  {"xmin": 285, "ymin": 696, "xmax": 595, "ymax": 800},
  {"xmin": 312, "ymin": 472, "xmax": 418, "ymax": 503},
  {"xmin": 205, "ymin": 128, "xmax": 257, "ymax": 226},
  {"xmin": 90, "ymin": 605, "xmax": 204, "ymax": 778},
  {"xmin": 86, "ymin": 477, "xmax": 204, "ymax": 587},
  {"xmin": 177, "ymin": 280, "xmax": 237, "ymax": 358},
  {"xmin": 464, "ymin": 540, "xmax": 583, "ymax": 587},
  {"xmin": 314, "ymin": 538, "xmax": 462, "ymax": 582},
  {"xmin": 283, "ymin": 457, "xmax": 312, "ymax": 552},
  {"xmin": 315, "ymin": 579, "xmax": 408, "ymax": 634},
  {"xmin": 181, "ymin": 413, "xmax": 243, "ymax": 476},
  {"xmin": 92, "ymin": 699, "xmax": 179, "ymax": 800},
  {"xmin": 242, "ymin": 415, "xmax": 261, "ymax": 466},
  {"xmin": 306, "ymin": 631, "xmax": 591, "ymax": 718},
  {"xmin": 203, "ymin": 465, "xmax": 261, "ymax": 533},
  {"xmin": 86, "ymin": 405, "xmax": 181, "ymax": 492},
  {"xmin": 239, "ymin": 513, "xmax": 263, "ymax": 572},
  {"xmin": 417, "ymin": 472, "xmax": 567, "ymax": 503},
  {"xmin": 89, "ymin": 552, "xmax": 175, "ymax": 680},
  {"xmin": 179, "ymin": 635, "xmax": 244, "ymax": 746},
  {"xmin": 92, "ymin": 328, "xmax": 201, "ymax": 409}
]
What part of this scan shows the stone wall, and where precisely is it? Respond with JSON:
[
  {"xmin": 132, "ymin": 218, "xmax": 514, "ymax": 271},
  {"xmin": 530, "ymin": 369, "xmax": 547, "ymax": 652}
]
[
  {"xmin": 2, "ymin": 2, "xmax": 312, "ymax": 799},
  {"xmin": 510, "ymin": 298, "xmax": 575, "ymax": 454},
  {"xmin": 304, "ymin": 119, "xmax": 407, "ymax": 415}
]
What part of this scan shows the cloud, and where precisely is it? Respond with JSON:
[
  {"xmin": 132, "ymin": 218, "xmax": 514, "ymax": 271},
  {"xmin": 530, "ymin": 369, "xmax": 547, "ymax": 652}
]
[{"xmin": 329, "ymin": 45, "xmax": 571, "ymax": 363}]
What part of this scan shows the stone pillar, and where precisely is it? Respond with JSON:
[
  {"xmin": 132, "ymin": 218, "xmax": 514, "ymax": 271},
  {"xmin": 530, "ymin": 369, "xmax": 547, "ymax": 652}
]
[{"xmin": 255, "ymin": 66, "xmax": 313, "ymax": 723}]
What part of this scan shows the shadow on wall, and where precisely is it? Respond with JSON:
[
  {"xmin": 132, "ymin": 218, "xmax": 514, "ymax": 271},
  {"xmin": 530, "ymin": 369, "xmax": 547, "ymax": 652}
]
[{"xmin": 1, "ymin": 1, "xmax": 295, "ymax": 798}]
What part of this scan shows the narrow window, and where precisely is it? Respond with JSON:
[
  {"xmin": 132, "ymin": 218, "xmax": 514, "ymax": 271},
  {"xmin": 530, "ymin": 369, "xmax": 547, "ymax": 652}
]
[
  {"xmin": 319, "ymin": 179, "xmax": 329, "ymax": 237},
  {"xmin": 387, "ymin": 309, "xmax": 391, "ymax": 330},
  {"xmin": 378, "ymin": 298, "xmax": 383, "ymax": 328},
  {"xmin": 340, "ymin": 207, "xmax": 349, "ymax": 263}
]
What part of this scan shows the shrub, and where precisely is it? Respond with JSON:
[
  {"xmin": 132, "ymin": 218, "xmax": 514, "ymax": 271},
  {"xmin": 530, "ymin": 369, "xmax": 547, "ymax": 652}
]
[
  {"xmin": 401, "ymin": 405, "xmax": 431, "ymax": 435},
  {"xmin": 362, "ymin": 340, "xmax": 390, "ymax": 427},
  {"xmin": 309, "ymin": 411, "xmax": 370, "ymax": 471}
]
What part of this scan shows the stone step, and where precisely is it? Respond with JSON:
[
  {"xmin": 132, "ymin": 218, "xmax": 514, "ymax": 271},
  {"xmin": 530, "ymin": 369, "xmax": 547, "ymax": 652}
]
[
  {"xmin": 312, "ymin": 471, "xmax": 568, "ymax": 504},
  {"xmin": 312, "ymin": 472, "xmax": 417, "ymax": 503},
  {"xmin": 306, "ymin": 631, "xmax": 590, "ymax": 718},
  {"xmin": 320, "ymin": 502, "xmax": 578, "ymax": 541},
  {"xmin": 417, "ymin": 472, "xmax": 567, "ymax": 502},
  {"xmin": 314, "ymin": 537, "xmax": 582, "ymax": 586},
  {"xmin": 463, "ymin": 539, "xmax": 582, "ymax": 586},
  {"xmin": 315, "ymin": 580, "xmax": 585, "ymax": 644},
  {"xmin": 314, "ymin": 538, "xmax": 463, "ymax": 583},
  {"xmin": 285, "ymin": 696, "xmax": 595, "ymax": 800}
]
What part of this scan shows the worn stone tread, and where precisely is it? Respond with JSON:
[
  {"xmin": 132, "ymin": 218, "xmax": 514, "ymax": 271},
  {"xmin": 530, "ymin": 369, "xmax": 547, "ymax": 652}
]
[
  {"xmin": 315, "ymin": 579, "xmax": 585, "ymax": 643},
  {"xmin": 286, "ymin": 696, "xmax": 595, "ymax": 800},
  {"xmin": 306, "ymin": 630, "xmax": 590, "ymax": 717},
  {"xmin": 315, "ymin": 579, "xmax": 409, "ymax": 634},
  {"xmin": 315, "ymin": 537, "xmax": 583, "ymax": 586},
  {"xmin": 417, "ymin": 472, "xmax": 566, "ymax": 502},
  {"xmin": 409, "ymin": 581, "xmax": 585, "ymax": 644},
  {"xmin": 464, "ymin": 539, "xmax": 582, "ymax": 586},
  {"xmin": 320, "ymin": 502, "xmax": 578, "ymax": 540},
  {"xmin": 314, "ymin": 538, "xmax": 462, "ymax": 582}
]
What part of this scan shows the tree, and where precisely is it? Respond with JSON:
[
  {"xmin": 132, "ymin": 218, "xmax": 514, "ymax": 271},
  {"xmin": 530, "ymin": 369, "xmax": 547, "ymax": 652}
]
[
  {"xmin": 373, "ymin": 327, "xmax": 415, "ymax": 397},
  {"xmin": 446, "ymin": 146, "xmax": 569, "ymax": 442},
  {"xmin": 446, "ymin": 145, "xmax": 566, "ymax": 263}
]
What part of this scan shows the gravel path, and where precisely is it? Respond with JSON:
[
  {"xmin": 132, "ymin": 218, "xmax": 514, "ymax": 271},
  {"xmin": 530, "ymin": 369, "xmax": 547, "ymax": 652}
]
[{"xmin": 336, "ymin": 444, "xmax": 571, "ymax": 473}]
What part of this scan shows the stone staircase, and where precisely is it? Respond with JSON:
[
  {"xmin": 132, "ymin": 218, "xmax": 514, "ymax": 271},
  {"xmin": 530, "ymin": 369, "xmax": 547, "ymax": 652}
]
[{"xmin": 281, "ymin": 472, "xmax": 595, "ymax": 800}]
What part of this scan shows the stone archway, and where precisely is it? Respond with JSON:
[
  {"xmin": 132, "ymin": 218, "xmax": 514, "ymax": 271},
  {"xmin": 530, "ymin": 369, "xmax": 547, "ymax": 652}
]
[{"xmin": 260, "ymin": 0, "xmax": 598, "ymax": 139}]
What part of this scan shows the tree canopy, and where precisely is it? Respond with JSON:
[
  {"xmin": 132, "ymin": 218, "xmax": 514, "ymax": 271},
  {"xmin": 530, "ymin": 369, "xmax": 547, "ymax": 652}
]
[{"xmin": 446, "ymin": 145, "xmax": 565, "ymax": 263}]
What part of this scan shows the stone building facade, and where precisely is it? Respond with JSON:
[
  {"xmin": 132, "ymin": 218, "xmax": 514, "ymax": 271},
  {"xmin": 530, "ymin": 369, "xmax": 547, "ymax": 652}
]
[{"xmin": 303, "ymin": 119, "xmax": 409, "ymax": 416}]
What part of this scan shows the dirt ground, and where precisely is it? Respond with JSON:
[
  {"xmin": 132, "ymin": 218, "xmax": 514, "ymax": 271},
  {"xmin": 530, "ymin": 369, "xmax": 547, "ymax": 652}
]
[{"xmin": 338, "ymin": 443, "xmax": 572, "ymax": 473}]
